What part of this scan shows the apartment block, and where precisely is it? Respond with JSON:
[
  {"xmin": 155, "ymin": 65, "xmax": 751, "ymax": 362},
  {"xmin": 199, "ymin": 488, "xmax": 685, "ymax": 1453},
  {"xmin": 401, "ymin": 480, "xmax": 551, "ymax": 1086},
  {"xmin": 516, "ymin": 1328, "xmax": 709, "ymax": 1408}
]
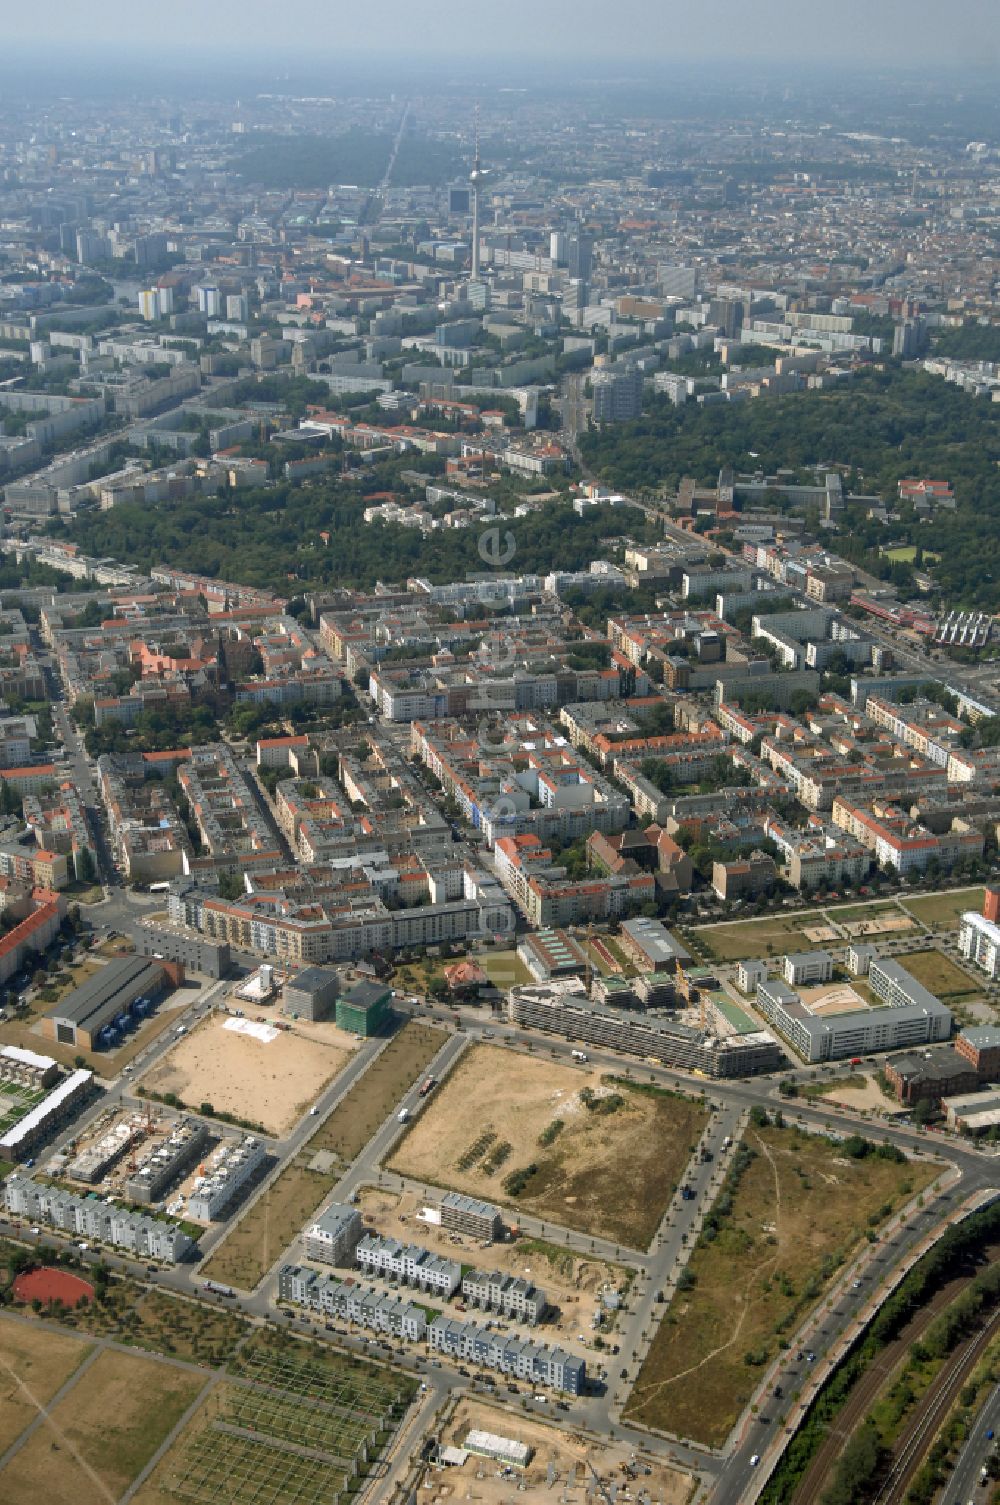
[
  {"xmin": 278, "ymin": 1263, "xmax": 428, "ymax": 1343},
  {"xmin": 439, "ymin": 1192, "xmax": 504, "ymax": 1243},
  {"xmin": 355, "ymin": 1234, "xmax": 461, "ymax": 1297},
  {"xmin": 428, "ymin": 1317, "xmax": 584, "ymax": 1394},
  {"xmin": 303, "ymin": 1202, "xmax": 365, "ymax": 1266},
  {"xmin": 462, "ymin": 1269, "xmax": 547, "ymax": 1325},
  {"xmin": 5, "ymin": 1174, "xmax": 192, "ymax": 1262},
  {"xmin": 958, "ymin": 911, "xmax": 1000, "ymax": 980}
]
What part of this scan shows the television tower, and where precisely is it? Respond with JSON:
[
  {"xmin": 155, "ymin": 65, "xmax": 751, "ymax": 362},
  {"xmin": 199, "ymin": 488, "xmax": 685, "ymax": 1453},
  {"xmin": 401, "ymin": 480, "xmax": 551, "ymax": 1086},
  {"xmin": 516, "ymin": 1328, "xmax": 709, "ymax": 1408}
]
[{"xmin": 470, "ymin": 105, "xmax": 487, "ymax": 282}]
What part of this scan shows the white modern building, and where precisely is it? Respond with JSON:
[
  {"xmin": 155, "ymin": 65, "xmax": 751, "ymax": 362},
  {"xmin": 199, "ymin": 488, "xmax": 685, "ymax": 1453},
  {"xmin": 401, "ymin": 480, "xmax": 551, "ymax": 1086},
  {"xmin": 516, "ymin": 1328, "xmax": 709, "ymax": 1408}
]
[
  {"xmin": 783, "ymin": 950, "xmax": 833, "ymax": 987},
  {"xmin": 355, "ymin": 1234, "xmax": 460, "ymax": 1297},
  {"xmin": 303, "ymin": 1203, "xmax": 365, "ymax": 1266},
  {"xmin": 958, "ymin": 911, "xmax": 1000, "ymax": 981},
  {"xmin": 756, "ymin": 964, "xmax": 952, "ymax": 1064}
]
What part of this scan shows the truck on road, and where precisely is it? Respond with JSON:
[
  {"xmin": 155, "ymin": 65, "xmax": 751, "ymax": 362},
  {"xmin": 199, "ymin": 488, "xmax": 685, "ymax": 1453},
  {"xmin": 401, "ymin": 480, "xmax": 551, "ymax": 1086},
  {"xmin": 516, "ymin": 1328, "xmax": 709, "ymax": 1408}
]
[
  {"xmin": 571, "ymin": 1049, "xmax": 588, "ymax": 1062},
  {"xmin": 418, "ymin": 1076, "xmax": 436, "ymax": 1097}
]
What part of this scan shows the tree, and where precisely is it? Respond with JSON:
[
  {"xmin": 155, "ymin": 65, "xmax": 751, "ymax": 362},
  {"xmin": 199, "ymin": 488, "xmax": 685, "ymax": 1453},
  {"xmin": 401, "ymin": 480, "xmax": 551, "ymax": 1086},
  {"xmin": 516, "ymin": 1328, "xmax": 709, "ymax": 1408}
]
[{"xmin": 76, "ymin": 846, "xmax": 96, "ymax": 884}]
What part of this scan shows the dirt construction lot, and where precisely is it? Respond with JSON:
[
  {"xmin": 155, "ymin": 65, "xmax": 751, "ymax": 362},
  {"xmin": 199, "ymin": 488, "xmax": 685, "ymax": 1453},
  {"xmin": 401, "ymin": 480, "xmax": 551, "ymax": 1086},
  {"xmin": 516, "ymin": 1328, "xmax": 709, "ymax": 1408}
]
[
  {"xmin": 433, "ymin": 1398, "xmax": 693, "ymax": 1505},
  {"xmin": 357, "ymin": 1184, "xmax": 630, "ymax": 1343},
  {"xmin": 388, "ymin": 1045, "xmax": 709, "ymax": 1249},
  {"xmin": 140, "ymin": 1015, "xmax": 355, "ymax": 1135},
  {"xmin": 0, "ymin": 1344, "xmax": 204, "ymax": 1505}
]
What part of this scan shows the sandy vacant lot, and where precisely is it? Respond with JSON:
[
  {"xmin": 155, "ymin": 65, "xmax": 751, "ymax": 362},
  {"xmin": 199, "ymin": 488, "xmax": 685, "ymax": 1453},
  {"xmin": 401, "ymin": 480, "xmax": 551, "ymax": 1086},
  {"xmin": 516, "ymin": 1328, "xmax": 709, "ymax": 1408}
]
[
  {"xmin": 843, "ymin": 913, "xmax": 914, "ymax": 937},
  {"xmin": 140, "ymin": 1015, "xmax": 355, "ymax": 1136},
  {"xmin": 433, "ymin": 1398, "xmax": 692, "ymax": 1505},
  {"xmin": 388, "ymin": 1045, "xmax": 708, "ymax": 1248},
  {"xmin": 357, "ymin": 1185, "xmax": 629, "ymax": 1343}
]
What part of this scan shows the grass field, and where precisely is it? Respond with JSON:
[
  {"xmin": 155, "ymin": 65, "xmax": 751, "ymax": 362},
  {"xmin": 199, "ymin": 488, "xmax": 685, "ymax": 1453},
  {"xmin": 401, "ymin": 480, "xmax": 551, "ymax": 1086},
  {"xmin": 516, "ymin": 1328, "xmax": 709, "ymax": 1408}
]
[
  {"xmin": 691, "ymin": 913, "xmax": 827, "ymax": 963},
  {"xmin": 306, "ymin": 1021, "xmax": 446, "ymax": 1162},
  {"xmin": 903, "ymin": 888, "xmax": 986, "ymax": 929},
  {"xmin": 881, "ymin": 545, "xmax": 940, "ymax": 564},
  {"xmin": 0, "ymin": 1319, "xmax": 93, "ymax": 1452},
  {"xmin": 481, "ymin": 949, "xmax": 533, "ymax": 988},
  {"xmin": 800, "ymin": 1073, "xmax": 868, "ymax": 1099},
  {"xmin": 132, "ymin": 1332, "xmax": 415, "ymax": 1505},
  {"xmin": 0, "ymin": 1347, "xmax": 203, "ymax": 1505},
  {"xmin": 389, "ymin": 1046, "xmax": 709, "ymax": 1248},
  {"xmin": 895, "ymin": 948, "xmax": 983, "ymax": 999},
  {"xmin": 623, "ymin": 1121, "xmax": 936, "ymax": 1448},
  {"xmin": 204, "ymin": 1021, "xmax": 448, "ymax": 1290},
  {"xmin": 692, "ymin": 888, "xmax": 987, "ymax": 962}
]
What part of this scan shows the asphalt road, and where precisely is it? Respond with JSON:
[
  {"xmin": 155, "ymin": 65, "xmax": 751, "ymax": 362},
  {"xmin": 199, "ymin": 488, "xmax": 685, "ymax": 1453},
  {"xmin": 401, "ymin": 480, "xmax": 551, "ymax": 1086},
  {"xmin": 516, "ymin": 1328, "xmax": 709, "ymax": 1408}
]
[{"xmin": 941, "ymin": 1382, "xmax": 1000, "ymax": 1503}]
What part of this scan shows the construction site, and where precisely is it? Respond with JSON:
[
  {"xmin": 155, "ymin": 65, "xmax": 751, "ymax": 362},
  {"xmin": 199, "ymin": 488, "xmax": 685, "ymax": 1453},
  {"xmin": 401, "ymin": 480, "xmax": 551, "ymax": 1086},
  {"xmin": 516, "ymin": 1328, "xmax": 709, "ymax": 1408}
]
[
  {"xmin": 424, "ymin": 1397, "xmax": 692, "ymax": 1505},
  {"xmin": 356, "ymin": 1184, "xmax": 632, "ymax": 1347},
  {"xmin": 51, "ymin": 1103, "xmax": 215, "ymax": 1215}
]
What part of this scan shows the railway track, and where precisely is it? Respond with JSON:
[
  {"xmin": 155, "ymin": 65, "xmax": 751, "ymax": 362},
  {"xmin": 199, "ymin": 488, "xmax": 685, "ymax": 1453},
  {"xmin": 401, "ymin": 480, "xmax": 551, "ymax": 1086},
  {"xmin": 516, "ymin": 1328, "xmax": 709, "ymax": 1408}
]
[
  {"xmin": 790, "ymin": 1245, "xmax": 1000, "ymax": 1504},
  {"xmin": 872, "ymin": 1305, "xmax": 1000, "ymax": 1505}
]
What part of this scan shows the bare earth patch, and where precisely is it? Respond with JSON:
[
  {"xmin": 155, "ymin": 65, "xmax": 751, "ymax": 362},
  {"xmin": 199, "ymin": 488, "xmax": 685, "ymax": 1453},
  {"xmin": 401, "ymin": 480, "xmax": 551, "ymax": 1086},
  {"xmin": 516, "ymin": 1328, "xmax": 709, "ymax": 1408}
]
[
  {"xmin": 624, "ymin": 1122, "xmax": 936, "ymax": 1449},
  {"xmin": 388, "ymin": 1044, "xmax": 708, "ymax": 1248},
  {"xmin": 139, "ymin": 1014, "xmax": 355, "ymax": 1135}
]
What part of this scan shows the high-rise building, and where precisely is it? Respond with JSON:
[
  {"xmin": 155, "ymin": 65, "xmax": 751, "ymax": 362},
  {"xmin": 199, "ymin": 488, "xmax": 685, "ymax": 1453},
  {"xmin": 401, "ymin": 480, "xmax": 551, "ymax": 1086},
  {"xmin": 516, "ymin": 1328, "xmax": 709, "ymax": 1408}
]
[
  {"xmin": 893, "ymin": 317, "xmax": 926, "ymax": 359},
  {"xmin": 226, "ymin": 293, "xmax": 250, "ymax": 322},
  {"xmin": 658, "ymin": 264, "xmax": 698, "ymax": 299},
  {"xmin": 195, "ymin": 285, "xmax": 222, "ymax": 317},
  {"xmin": 592, "ymin": 365, "xmax": 643, "ymax": 423},
  {"xmin": 709, "ymin": 297, "xmax": 743, "ymax": 340},
  {"xmin": 567, "ymin": 233, "xmax": 593, "ymax": 281},
  {"xmin": 469, "ymin": 106, "xmax": 489, "ymax": 283}
]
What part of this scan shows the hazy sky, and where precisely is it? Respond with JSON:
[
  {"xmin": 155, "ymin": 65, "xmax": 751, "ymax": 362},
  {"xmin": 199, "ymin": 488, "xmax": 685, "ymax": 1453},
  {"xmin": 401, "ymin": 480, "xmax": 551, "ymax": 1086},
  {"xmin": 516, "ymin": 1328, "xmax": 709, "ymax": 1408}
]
[{"xmin": 8, "ymin": 0, "xmax": 1000, "ymax": 68}]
